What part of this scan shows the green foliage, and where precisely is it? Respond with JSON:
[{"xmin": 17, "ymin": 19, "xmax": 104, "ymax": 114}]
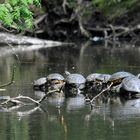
[
  {"xmin": 92, "ymin": 0, "xmax": 138, "ymax": 20},
  {"xmin": 0, "ymin": 0, "xmax": 41, "ymax": 31}
]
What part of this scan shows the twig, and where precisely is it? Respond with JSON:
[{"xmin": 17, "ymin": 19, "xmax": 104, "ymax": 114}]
[
  {"xmin": 1, "ymin": 89, "xmax": 60, "ymax": 106},
  {"xmin": 90, "ymin": 83, "xmax": 113, "ymax": 104},
  {"xmin": 1, "ymin": 94, "xmax": 39, "ymax": 105},
  {"xmin": 62, "ymin": 0, "xmax": 69, "ymax": 14},
  {"xmin": 38, "ymin": 89, "xmax": 60, "ymax": 104},
  {"xmin": 14, "ymin": 95, "xmax": 40, "ymax": 105},
  {"xmin": 7, "ymin": 43, "xmax": 20, "ymax": 63},
  {"xmin": 0, "ymin": 66, "xmax": 16, "ymax": 88}
]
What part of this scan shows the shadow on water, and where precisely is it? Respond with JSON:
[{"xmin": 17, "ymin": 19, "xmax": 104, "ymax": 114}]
[{"xmin": 0, "ymin": 40, "xmax": 140, "ymax": 140}]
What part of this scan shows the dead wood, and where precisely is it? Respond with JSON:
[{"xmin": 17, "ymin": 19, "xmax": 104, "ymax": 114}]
[
  {"xmin": 0, "ymin": 32, "xmax": 73, "ymax": 46},
  {"xmin": 0, "ymin": 89, "xmax": 61, "ymax": 107},
  {"xmin": 88, "ymin": 24, "xmax": 140, "ymax": 40}
]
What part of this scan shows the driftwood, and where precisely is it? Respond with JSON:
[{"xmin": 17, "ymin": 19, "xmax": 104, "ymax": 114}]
[
  {"xmin": 88, "ymin": 24, "xmax": 140, "ymax": 40},
  {"xmin": 89, "ymin": 83, "xmax": 113, "ymax": 105},
  {"xmin": 0, "ymin": 32, "xmax": 74, "ymax": 46},
  {"xmin": 0, "ymin": 89, "xmax": 60, "ymax": 107}
]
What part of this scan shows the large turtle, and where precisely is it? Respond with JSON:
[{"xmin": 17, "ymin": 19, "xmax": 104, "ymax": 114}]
[
  {"xmin": 65, "ymin": 71, "xmax": 86, "ymax": 97},
  {"xmin": 107, "ymin": 71, "xmax": 135, "ymax": 86},
  {"xmin": 120, "ymin": 76, "xmax": 140, "ymax": 98},
  {"xmin": 95, "ymin": 74, "xmax": 111, "ymax": 84}
]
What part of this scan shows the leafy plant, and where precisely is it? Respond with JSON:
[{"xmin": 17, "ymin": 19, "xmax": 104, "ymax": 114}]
[
  {"xmin": 92, "ymin": 0, "xmax": 138, "ymax": 20},
  {"xmin": 0, "ymin": 0, "xmax": 41, "ymax": 31}
]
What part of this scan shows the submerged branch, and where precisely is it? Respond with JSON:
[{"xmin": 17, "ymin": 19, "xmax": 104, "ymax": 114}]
[
  {"xmin": 0, "ymin": 89, "xmax": 60, "ymax": 107},
  {"xmin": 0, "ymin": 66, "xmax": 16, "ymax": 88},
  {"xmin": 90, "ymin": 83, "xmax": 113, "ymax": 104},
  {"xmin": 1, "ymin": 95, "xmax": 39, "ymax": 106},
  {"xmin": 38, "ymin": 89, "xmax": 60, "ymax": 104}
]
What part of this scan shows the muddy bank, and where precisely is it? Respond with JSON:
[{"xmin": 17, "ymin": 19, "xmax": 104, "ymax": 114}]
[{"xmin": 33, "ymin": 0, "xmax": 140, "ymax": 41}]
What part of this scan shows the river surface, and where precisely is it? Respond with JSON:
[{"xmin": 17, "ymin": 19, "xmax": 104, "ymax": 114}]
[{"xmin": 0, "ymin": 41, "xmax": 140, "ymax": 140}]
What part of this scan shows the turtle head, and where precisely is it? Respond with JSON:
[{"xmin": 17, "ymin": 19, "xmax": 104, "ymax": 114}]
[
  {"xmin": 137, "ymin": 73, "xmax": 140, "ymax": 79},
  {"xmin": 64, "ymin": 71, "xmax": 71, "ymax": 77}
]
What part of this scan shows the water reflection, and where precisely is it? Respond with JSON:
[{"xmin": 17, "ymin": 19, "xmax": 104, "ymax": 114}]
[{"xmin": 0, "ymin": 41, "xmax": 140, "ymax": 140}]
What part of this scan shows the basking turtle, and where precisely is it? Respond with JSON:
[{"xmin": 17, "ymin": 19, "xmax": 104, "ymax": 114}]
[
  {"xmin": 65, "ymin": 71, "xmax": 86, "ymax": 96},
  {"xmin": 86, "ymin": 73, "xmax": 100, "ymax": 87},
  {"xmin": 86, "ymin": 73, "xmax": 101, "ymax": 83},
  {"xmin": 94, "ymin": 73, "xmax": 112, "ymax": 91},
  {"xmin": 46, "ymin": 73, "xmax": 65, "ymax": 92},
  {"xmin": 95, "ymin": 74, "xmax": 111, "ymax": 84},
  {"xmin": 120, "ymin": 76, "xmax": 140, "ymax": 98},
  {"xmin": 107, "ymin": 71, "xmax": 135, "ymax": 87},
  {"xmin": 33, "ymin": 77, "xmax": 47, "ymax": 91},
  {"xmin": 85, "ymin": 73, "xmax": 101, "ymax": 93}
]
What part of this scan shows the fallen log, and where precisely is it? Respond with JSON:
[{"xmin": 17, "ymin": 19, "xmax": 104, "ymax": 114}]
[{"xmin": 0, "ymin": 32, "xmax": 74, "ymax": 46}]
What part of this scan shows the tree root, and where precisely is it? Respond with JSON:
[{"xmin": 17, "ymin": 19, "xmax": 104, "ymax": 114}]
[
  {"xmin": 88, "ymin": 24, "xmax": 140, "ymax": 40},
  {"xmin": 62, "ymin": 0, "xmax": 69, "ymax": 14}
]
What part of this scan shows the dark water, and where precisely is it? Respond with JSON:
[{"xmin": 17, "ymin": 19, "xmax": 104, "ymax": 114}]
[{"xmin": 0, "ymin": 41, "xmax": 140, "ymax": 140}]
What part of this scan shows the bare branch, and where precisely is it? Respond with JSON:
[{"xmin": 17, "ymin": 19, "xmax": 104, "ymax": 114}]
[
  {"xmin": 0, "ymin": 66, "xmax": 16, "ymax": 88},
  {"xmin": 1, "ymin": 95, "xmax": 39, "ymax": 106},
  {"xmin": 38, "ymin": 89, "xmax": 60, "ymax": 104},
  {"xmin": 90, "ymin": 83, "xmax": 113, "ymax": 104},
  {"xmin": 1, "ymin": 89, "xmax": 60, "ymax": 107},
  {"xmin": 62, "ymin": 0, "xmax": 69, "ymax": 14}
]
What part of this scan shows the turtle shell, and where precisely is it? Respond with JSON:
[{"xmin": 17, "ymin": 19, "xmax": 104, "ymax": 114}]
[
  {"xmin": 96, "ymin": 74, "xmax": 111, "ymax": 83},
  {"xmin": 108, "ymin": 71, "xmax": 135, "ymax": 85},
  {"xmin": 121, "ymin": 76, "xmax": 140, "ymax": 93},
  {"xmin": 66, "ymin": 73, "xmax": 86, "ymax": 85},
  {"xmin": 86, "ymin": 73, "xmax": 100, "ymax": 82},
  {"xmin": 33, "ymin": 77, "xmax": 47, "ymax": 90},
  {"xmin": 47, "ymin": 73, "xmax": 65, "ymax": 81}
]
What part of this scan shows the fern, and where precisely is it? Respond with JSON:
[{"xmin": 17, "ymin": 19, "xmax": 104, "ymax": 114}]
[{"xmin": 0, "ymin": 0, "xmax": 41, "ymax": 31}]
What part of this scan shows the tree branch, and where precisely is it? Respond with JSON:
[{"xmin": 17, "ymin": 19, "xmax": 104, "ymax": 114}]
[
  {"xmin": 90, "ymin": 83, "xmax": 113, "ymax": 104},
  {"xmin": 0, "ymin": 66, "xmax": 16, "ymax": 88}
]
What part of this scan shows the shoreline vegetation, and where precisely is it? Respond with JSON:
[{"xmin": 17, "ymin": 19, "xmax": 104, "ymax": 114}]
[{"xmin": 0, "ymin": 0, "xmax": 140, "ymax": 42}]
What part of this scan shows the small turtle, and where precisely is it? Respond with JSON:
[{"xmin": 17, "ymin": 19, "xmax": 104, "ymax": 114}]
[
  {"xmin": 33, "ymin": 77, "xmax": 47, "ymax": 91},
  {"xmin": 120, "ymin": 76, "xmax": 140, "ymax": 98},
  {"xmin": 46, "ymin": 73, "xmax": 65, "ymax": 92},
  {"xmin": 85, "ymin": 73, "xmax": 101, "ymax": 93},
  {"xmin": 65, "ymin": 71, "xmax": 86, "ymax": 96},
  {"xmin": 95, "ymin": 74, "xmax": 111, "ymax": 84},
  {"xmin": 107, "ymin": 71, "xmax": 135, "ymax": 86},
  {"xmin": 95, "ymin": 74, "xmax": 112, "ymax": 91},
  {"xmin": 86, "ymin": 73, "xmax": 101, "ymax": 83}
]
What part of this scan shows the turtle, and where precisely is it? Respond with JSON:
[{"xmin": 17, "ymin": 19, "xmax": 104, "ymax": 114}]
[
  {"xmin": 86, "ymin": 73, "xmax": 101, "ymax": 83},
  {"xmin": 64, "ymin": 71, "xmax": 86, "ymax": 96},
  {"xmin": 94, "ymin": 74, "xmax": 112, "ymax": 91},
  {"xmin": 95, "ymin": 74, "xmax": 111, "ymax": 84},
  {"xmin": 85, "ymin": 73, "xmax": 101, "ymax": 93},
  {"xmin": 46, "ymin": 73, "xmax": 65, "ymax": 92},
  {"xmin": 120, "ymin": 76, "xmax": 140, "ymax": 98},
  {"xmin": 86, "ymin": 73, "xmax": 101, "ymax": 87},
  {"xmin": 33, "ymin": 77, "xmax": 47, "ymax": 91},
  {"xmin": 107, "ymin": 71, "xmax": 135, "ymax": 87}
]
